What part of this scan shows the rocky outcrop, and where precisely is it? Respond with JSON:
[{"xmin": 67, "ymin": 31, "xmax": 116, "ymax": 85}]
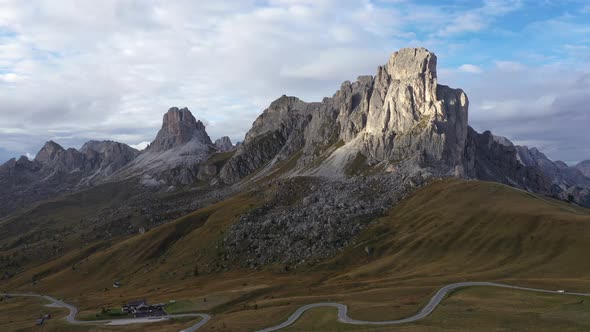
[
  {"xmin": 214, "ymin": 136, "xmax": 235, "ymax": 152},
  {"xmin": 148, "ymin": 107, "xmax": 212, "ymax": 152},
  {"xmin": 358, "ymin": 49, "xmax": 468, "ymax": 175},
  {"xmin": 34, "ymin": 140, "xmax": 65, "ymax": 163},
  {"xmin": 219, "ymin": 48, "xmax": 469, "ymax": 184}
]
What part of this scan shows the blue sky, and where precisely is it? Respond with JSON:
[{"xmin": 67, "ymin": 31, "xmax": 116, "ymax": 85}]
[{"xmin": 0, "ymin": 0, "xmax": 588, "ymax": 164}]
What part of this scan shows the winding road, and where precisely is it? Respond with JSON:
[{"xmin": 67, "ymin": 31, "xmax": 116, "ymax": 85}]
[
  {"xmin": 0, "ymin": 292, "xmax": 210, "ymax": 332},
  {"xmin": 253, "ymin": 282, "xmax": 590, "ymax": 332},
  {"xmin": 3, "ymin": 282, "xmax": 589, "ymax": 331}
]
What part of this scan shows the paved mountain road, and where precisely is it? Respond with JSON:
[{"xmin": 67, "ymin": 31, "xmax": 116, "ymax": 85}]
[
  {"xmin": 3, "ymin": 282, "xmax": 589, "ymax": 331},
  {"xmin": 0, "ymin": 292, "xmax": 210, "ymax": 332},
  {"xmin": 253, "ymin": 282, "xmax": 590, "ymax": 332}
]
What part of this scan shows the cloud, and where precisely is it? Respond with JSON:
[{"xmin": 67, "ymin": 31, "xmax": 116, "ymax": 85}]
[
  {"xmin": 437, "ymin": 0, "xmax": 523, "ymax": 36},
  {"xmin": 458, "ymin": 64, "xmax": 483, "ymax": 74},
  {"xmin": 0, "ymin": 0, "xmax": 408, "ymax": 159},
  {"xmin": 495, "ymin": 61, "xmax": 526, "ymax": 72},
  {"xmin": 0, "ymin": 0, "xmax": 587, "ymax": 165},
  {"xmin": 444, "ymin": 61, "xmax": 590, "ymax": 163},
  {"xmin": 0, "ymin": 72, "xmax": 24, "ymax": 83}
]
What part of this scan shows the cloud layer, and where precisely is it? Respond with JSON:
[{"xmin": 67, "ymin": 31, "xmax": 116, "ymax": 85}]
[{"xmin": 0, "ymin": 0, "xmax": 588, "ymax": 164}]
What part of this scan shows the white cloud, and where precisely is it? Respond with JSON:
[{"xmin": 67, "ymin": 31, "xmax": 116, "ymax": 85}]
[
  {"xmin": 0, "ymin": 72, "xmax": 26, "ymax": 83},
  {"xmin": 438, "ymin": 0, "xmax": 522, "ymax": 36},
  {"xmin": 458, "ymin": 64, "xmax": 483, "ymax": 74},
  {"xmin": 0, "ymin": 0, "xmax": 587, "ymax": 165},
  {"xmin": 0, "ymin": 0, "xmax": 409, "ymax": 158},
  {"xmin": 495, "ymin": 61, "xmax": 525, "ymax": 72},
  {"xmin": 444, "ymin": 59, "xmax": 590, "ymax": 162},
  {"xmin": 440, "ymin": 12, "xmax": 486, "ymax": 36}
]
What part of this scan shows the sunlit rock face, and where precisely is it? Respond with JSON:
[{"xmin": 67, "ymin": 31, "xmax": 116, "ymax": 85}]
[{"xmin": 220, "ymin": 48, "xmax": 469, "ymax": 184}]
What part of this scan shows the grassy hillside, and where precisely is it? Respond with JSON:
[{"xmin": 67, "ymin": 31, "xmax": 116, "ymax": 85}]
[
  {"xmin": 2, "ymin": 179, "xmax": 590, "ymax": 331},
  {"xmin": 323, "ymin": 179, "xmax": 590, "ymax": 283},
  {"xmin": 280, "ymin": 286, "xmax": 590, "ymax": 331}
]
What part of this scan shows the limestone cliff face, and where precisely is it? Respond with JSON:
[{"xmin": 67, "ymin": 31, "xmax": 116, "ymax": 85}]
[
  {"xmin": 356, "ymin": 48, "xmax": 468, "ymax": 174},
  {"xmin": 220, "ymin": 48, "xmax": 469, "ymax": 184}
]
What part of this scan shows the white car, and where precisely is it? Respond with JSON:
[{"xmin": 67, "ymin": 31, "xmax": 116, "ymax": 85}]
[{"xmin": 557, "ymin": 290, "xmax": 565, "ymax": 293}]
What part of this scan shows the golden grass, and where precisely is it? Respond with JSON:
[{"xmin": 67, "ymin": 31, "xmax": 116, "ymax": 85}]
[
  {"xmin": 2, "ymin": 179, "xmax": 590, "ymax": 331},
  {"xmin": 280, "ymin": 286, "xmax": 590, "ymax": 331}
]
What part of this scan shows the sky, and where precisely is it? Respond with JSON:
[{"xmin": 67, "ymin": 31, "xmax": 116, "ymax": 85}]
[{"xmin": 0, "ymin": 0, "xmax": 588, "ymax": 164}]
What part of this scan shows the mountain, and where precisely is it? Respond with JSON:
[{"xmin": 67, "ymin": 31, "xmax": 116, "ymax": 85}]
[
  {"xmin": 0, "ymin": 107, "xmax": 233, "ymax": 217},
  {"xmin": 220, "ymin": 48, "xmax": 468, "ymax": 185},
  {"xmin": 0, "ymin": 140, "xmax": 139, "ymax": 216},
  {"xmin": 112, "ymin": 107, "xmax": 218, "ymax": 186},
  {"xmin": 1, "ymin": 47, "xmax": 588, "ymax": 218},
  {"xmin": 216, "ymin": 48, "xmax": 589, "ymax": 209},
  {"xmin": 214, "ymin": 136, "xmax": 235, "ymax": 152},
  {"xmin": 576, "ymin": 160, "xmax": 590, "ymax": 178},
  {"xmin": 1, "ymin": 48, "xmax": 590, "ymax": 320},
  {"xmin": 514, "ymin": 146, "xmax": 590, "ymax": 206},
  {"xmin": 149, "ymin": 107, "xmax": 213, "ymax": 152},
  {"xmin": 461, "ymin": 131, "xmax": 551, "ymax": 195},
  {"xmin": 1, "ymin": 47, "xmax": 590, "ymax": 332}
]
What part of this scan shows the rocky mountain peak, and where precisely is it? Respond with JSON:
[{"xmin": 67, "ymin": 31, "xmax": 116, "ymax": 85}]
[
  {"xmin": 214, "ymin": 136, "xmax": 235, "ymax": 152},
  {"xmin": 148, "ymin": 107, "xmax": 213, "ymax": 152},
  {"xmin": 386, "ymin": 47, "xmax": 437, "ymax": 81},
  {"xmin": 362, "ymin": 47, "xmax": 467, "ymax": 171},
  {"xmin": 219, "ymin": 47, "xmax": 469, "ymax": 184},
  {"xmin": 35, "ymin": 140, "xmax": 65, "ymax": 163}
]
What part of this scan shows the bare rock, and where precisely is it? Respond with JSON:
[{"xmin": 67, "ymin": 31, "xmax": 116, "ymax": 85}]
[{"xmin": 214, "ymin": 136, "xmax": 235, "ymax": 152}]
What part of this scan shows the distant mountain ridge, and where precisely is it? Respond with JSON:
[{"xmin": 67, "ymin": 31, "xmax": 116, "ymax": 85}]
[
  {"xmin": 0, "ymin": 107, "xmax": 230, "ymax": 216},
  {"xmin": 576, "ymin": 160, "xmax": 590, "ymax": 178},
  {"xmin": 0, "ymin": 47, "xmax": 589, "ymax": 218},
  {"xmin": 0, "ymin": 140, "xmax": 140, "ymax": 216}
]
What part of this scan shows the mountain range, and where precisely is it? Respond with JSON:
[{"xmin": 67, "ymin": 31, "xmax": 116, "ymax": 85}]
[
  {"xmin": 1, "ymin": 47, "xmax": 588, "ymax": 220},
  {"xmin": 2, "ymin": 49, "xmax": 590, "ymax": 332}
]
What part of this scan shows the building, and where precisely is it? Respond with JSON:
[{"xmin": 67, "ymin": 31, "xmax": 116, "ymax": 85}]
[{"xmin": 122, "ymin": 299, "xmax": 166, "ymax": 317}]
